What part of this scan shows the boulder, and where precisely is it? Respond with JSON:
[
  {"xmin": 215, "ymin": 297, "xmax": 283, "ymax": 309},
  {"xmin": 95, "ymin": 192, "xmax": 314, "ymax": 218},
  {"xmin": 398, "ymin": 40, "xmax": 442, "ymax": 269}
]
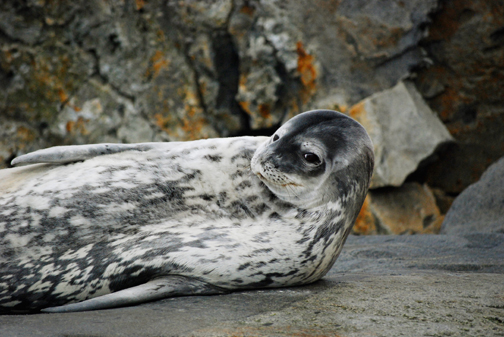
[
  {"xmin": 0, "ymin": 0, "xmax": 439, "ymax": 167},
  {"xmin": 348, "ymin": 81, "xmax": 453, "ymax": 188},
  {"xmin": 415, "ymin": 0, "xmax": 504, "ymax": 193},
  {"xmin": 353, "ymin": 182, "xmax": 444, "ymax": 235},
  {"xmin": 441, "ymin": 156, "xmax": 504, "ymax": 234}
]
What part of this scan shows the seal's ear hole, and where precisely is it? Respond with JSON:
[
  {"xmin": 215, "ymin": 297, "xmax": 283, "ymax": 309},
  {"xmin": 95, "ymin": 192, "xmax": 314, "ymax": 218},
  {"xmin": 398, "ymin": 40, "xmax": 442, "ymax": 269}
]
[
  {"xmin": 272, "ymin": 134, "xmax": 279, "ymax": 142},
  {"xmin": 303, "ymin": 153, "xmax": 321, "ymax": 165}
]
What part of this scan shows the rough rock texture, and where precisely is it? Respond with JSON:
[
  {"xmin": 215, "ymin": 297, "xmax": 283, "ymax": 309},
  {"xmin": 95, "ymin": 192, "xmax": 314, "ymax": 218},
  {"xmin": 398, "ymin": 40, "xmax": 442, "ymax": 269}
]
[
  {"xmin": 0, "ymin": 0, "xmax": 439, "ymax": 167},
  {"xmin": 414, "ymin": 0, "xmax": 504, "ymax": 193},
  {"xmin": 353, "ymin": 182, "xmax": 444, "ymax": 235},
  {"xmin": 348, "ymin": 81, "xmax": 453, "ymax": 188},
  {"xmin": 442, "ymin": 156, "xmax": 504, "ymax": 234},
  {"xmin": 1, "ymin": 233, "xmax": 502, "ymax": 336}
]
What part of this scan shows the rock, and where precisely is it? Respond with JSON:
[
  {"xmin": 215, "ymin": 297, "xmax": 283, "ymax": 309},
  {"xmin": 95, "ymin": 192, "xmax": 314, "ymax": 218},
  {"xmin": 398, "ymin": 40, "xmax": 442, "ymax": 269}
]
[
  {"xmin": 229, "ymin": 0, "xmax": 438, "ymax": 127},
  {"xmin": 414, "ymin": 0, "xmax": 504, "ymax": 193},
  {"xmin": 353, "ymin": 182, "xmax": 444, "ymax": 235},
  {"xmin": 349, "ymin": 81, "xmax": 454, "ymax": 188},
  {"xmin": 166, "ymin": 0, "xmax": 243, "ymax": 136},
  {"xmin": 230, "ymin": 0, "xmax": 308, "ymax": 129},
  {"xmin": 0, "ymin": 121, "xmax": 44, "ymax": 167},
  {"xmin": 351, "ymin": 194, "xmax": 378, "ymax": 235},
  {"xmin": 1, "ymin": 234, "xmax": 502, "ymax": 336},
  {"xmin": 300, "ymin": 0, "xmax": 438, "ymax": 110},
  {"xmin": 167, "ymin": 0, "xmax": 233, "ymax": 30},
  {"xmin": 0, "ymin": 0, "xmax": 443, "ymax": 168},
  {"xmin": 441, "ymin": 156, "xmax": 504, "ymax": 234},
  {"xmin": 431, "ymin": 187, "xmax": 456, "ymax": 214},
  {"xmin": 49, "ymin": 79, "xmax": 139, "ymax": 145},
  {"xmin": 0, "ymin": 7, "xmax": 42, "ymax": 45}
]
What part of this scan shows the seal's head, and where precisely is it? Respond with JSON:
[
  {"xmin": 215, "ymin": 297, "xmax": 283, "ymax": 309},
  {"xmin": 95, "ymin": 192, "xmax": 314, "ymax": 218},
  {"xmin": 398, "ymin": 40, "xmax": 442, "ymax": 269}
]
[{"xmin": 251, "ymin": 110, "xmax": 374, "ymax": 208}]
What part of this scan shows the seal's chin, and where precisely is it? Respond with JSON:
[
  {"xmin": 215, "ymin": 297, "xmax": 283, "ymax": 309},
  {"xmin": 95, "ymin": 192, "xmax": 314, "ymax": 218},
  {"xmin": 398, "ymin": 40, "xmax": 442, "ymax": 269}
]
[
  {"xmin": 250, "ymin": 144, "xmax": 325, "ymax": 207},
  {"xmin": 251, "ymin": 160, "xmax": 315, "ymax": 206},
  {"xmin": 251, "ymin": 158, "xmax": 329, "ymax": 209}
]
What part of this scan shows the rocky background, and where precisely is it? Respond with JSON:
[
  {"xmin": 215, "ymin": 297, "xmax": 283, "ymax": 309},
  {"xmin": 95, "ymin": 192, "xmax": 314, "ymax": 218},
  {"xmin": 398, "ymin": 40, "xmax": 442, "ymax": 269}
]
[{"xmin": 1, "ymin": 0, "xmax": 503, "ymax": 235}]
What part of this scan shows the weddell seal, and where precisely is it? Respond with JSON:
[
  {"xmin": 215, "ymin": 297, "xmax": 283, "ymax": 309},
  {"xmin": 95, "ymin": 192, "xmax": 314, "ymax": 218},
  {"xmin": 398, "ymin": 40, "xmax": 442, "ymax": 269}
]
[{"xmin": 0, "ymin": 109, "xmax": 373, "ymax": 313}]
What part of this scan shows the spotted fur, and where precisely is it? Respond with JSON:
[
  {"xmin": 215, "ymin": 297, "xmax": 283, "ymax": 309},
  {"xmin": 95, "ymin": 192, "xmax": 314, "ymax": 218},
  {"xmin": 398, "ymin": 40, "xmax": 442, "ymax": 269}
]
[{"xmin": 0, "ymin": 110, "xmax": 374, "ymax": 313}]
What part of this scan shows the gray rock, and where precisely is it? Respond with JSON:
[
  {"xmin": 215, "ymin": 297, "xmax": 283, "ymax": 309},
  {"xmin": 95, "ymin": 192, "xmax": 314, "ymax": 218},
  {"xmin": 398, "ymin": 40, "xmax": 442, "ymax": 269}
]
[
  {"xmin": 167, "ymin": 0, "xmax": 233, "ymax": 31},
  {"xmin": 416, "ymin": 0, "xmax": 504, "ymax": 194},
  {"xmin": 1, "ymin": 234, "xmax": 502, "ymax": 336},
  {"xmin": 349, "ymin": 81, "xmax": 454, "ymax": 188},
  {"xmin": 442, "ymin": 156, "xmax": 504, "ymax": 234},
  {"xmin": 298, "ymin": 0, "xmax": 438, "ymax": 107},
  {"xmin": 0, "ymin": 10, "xmax": 42, "ymax": 45},
  {"xmin": 0, "ymin": 0, "xmax": 442, "ymax": 167},
  {"xmin": 353, "ymin": 182, "xmax": 444, "ymax": 235},
  {"xmin": 230, "ymin": 0, "xmax": 305, "ymax": 129}
]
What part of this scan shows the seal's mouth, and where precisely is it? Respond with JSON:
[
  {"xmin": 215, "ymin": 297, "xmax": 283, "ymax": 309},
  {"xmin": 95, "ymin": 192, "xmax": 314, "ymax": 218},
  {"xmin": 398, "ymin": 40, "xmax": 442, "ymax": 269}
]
[{"xmin": 255, "ymin": 172, "xmax": 302, "ymax": 187}]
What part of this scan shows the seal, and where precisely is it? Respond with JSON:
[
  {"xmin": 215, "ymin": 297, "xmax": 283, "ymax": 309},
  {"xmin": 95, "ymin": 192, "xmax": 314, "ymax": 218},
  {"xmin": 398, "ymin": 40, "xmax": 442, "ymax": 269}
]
[{"xmin": 0, "ymin": 110, "xmax": 374, "ymax": 313}]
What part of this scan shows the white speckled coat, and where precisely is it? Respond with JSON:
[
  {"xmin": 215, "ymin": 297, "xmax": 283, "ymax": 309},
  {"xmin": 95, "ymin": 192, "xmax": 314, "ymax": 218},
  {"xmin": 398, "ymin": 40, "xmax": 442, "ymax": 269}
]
[{"xmin": 0, "ymin": 110, "xmax": 374, "ymax": 313}]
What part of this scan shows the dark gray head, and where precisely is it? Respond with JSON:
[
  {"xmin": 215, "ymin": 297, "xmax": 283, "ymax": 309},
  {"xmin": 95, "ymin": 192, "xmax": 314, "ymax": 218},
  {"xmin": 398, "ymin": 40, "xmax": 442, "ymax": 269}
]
[{"xmin": 251, "ymin": 109, "xmax": 374, "ymax": 208}]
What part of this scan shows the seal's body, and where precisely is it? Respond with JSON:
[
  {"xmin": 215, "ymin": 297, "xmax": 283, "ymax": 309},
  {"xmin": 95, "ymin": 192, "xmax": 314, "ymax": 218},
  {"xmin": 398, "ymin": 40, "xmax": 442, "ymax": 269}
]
[{"xmin": 0, "ymin": 110, "xmax": 373, "ymax": 313}]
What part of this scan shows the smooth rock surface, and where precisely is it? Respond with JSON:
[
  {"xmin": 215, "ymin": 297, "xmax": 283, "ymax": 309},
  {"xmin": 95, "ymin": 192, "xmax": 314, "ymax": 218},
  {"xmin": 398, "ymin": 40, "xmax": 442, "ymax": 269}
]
[
  {"xmin": 442, "ymin": 156, "xmax": 504, "ymax": 234},
  {"xmin": 1, "ymin": 234, "xmax": 503, "ymax": 337},
  {"xmin": 349, "ymin": 81, "xmax": 453, "ymax": 188}
]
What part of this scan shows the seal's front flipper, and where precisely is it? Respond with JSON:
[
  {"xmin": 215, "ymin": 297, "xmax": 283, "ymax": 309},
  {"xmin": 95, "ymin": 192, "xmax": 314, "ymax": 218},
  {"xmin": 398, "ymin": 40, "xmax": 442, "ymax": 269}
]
[
  {"xmin": 10, "ymin": 143, "xmax": 161, "ymax": 166},
  {"xmin": 41, "ymin": 276, "xmax": 227, "ymax": 313}
]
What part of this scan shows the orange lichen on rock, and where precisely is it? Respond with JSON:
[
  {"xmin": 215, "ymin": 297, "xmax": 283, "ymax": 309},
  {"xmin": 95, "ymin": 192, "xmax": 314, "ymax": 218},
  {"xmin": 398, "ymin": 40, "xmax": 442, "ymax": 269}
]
[
  {"xmin": 237, "ymin": 73, "xmax": 256, "ymax": 118},
  {"xmin": 348, "ymin": 101, "xmax": 373, "ymax": 134},
  {"xmin": 16, "ymin": 126, "xmax": 36, "ymax": 144},
  {"xmin": 238, "ymin": 73, "xmax": 248, "ymax": 97},
  {"xmin": 258, "ymin": 104, "xmax": 271, "ymax": 119},
  {"xmin": 180, "ymin": 106, "xmax": 207, "ymax": 140},
  {"xmin": 337, "ymin": 104, "xmax": 348, "ymax": 113},
  {"xmin": 2, "ymin": 49, "xmax": 14, "ymax": 64},
  {"xmin": 135, "ymin": 0, "xmax": 145, "ymax": 11},
  {"xmin": 57, "ymin": 88, "xmax": 69, "ymax": 104},
  {"xmin": 352, "ymin": 195, "xmax": 377, "ymax": 235},
  {"xmin": 11, "ymin": 126, "xmax": 37, "ymax": 151},
  {"xmin": 65, "ymin": 117, "xmax": 89, "ymax": 135},
  {"xmin": 240, "ymin": 4, "xmax": 255, "ymax": 16},
  {"xmin": 180, "ymin": 89, "xmax": 208, "ymax": 140},
  {"xmin": 57, "ymin": 88, "xmax": 80, "ymax": 111},
  {"xmin": 238, "ymin": 101, "xmax": 251, "ymax": 114},
  {"xmin": 146, "ymin": 50, "xmax": 170, "ymax": 79},
  {"xmin": 28, "ymin": 54, "xmax": 73, "ymax": 106},
  {"xmin": 1, "ymin": 46, "xmax": 87, "ymax": 121},
  {"xmin": 296, "ymin": 41, "xmax": 317, "ymax": 103},
  {"xmin": 153, "ymin": 85, "xmax": 211, "ymax": 141},
  {"xmin": 65, "ymin": 120, "xmax": 74, "ymax": 133},
  {"xmin": 156, "ymin": 29, "xmax": 166, "ymax": 43},
  {"xmin": 154, "ymin": 113, "xmax": 172, "ymax": 134},
  {"xmin": 348, "ymin": 101, "xmax": 365, "ymax": 120}
]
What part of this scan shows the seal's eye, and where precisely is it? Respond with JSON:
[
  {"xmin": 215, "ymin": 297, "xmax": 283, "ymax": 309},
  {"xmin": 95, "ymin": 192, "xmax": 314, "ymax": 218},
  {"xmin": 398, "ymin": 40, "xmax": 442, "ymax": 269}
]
[
  {"xmin": 272, "ymin": 134, "xmax": 279, "ymax": 142},
  {"xmin": 303, "ymin": 153, "xmax": 321, "ymax": 164}
]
